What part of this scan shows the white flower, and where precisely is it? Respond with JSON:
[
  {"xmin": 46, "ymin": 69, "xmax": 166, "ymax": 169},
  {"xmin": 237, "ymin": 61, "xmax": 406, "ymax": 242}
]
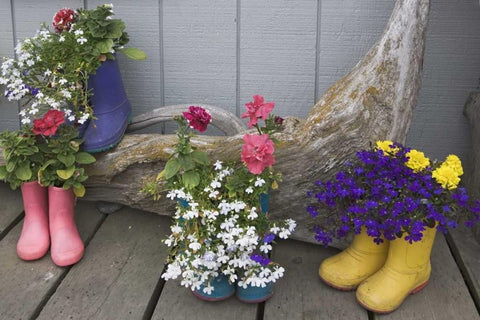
[
  {"xmin": 26, "ymin": 60, "xmax": 35, "ymax": 66},
  {"xmin": 61, "ymin": 89, "xmax": 71, "ymax": 99},
  {"xmin": 188, "ymin": 242, "xmax": 201, "ymax": 251},
  {"xmin": 171, "ymin": 225, "xmax": 182, "ymax": 234},
  {"xmin": 255, "ymin": 178, "xmax": 266, "ymax": 187},
  {"xmin": 58, "ymin": 78, "xmax": 68, "ymax": 85},
  {"xmin": 247, "ymin": 207, "xmax": 258, "ymax": 220},
  {"xmin": 245, "ymin": 186, "xmax": 253, "ymax": 194},
  {"xmin": 74, "ymin": 29, "xmax": 84, "ymax": 36},
  {"xmin": 286, "ymin": 219, "xmax": 297, "ymax": 232},
  {"xmin": 28, "ymin": 108, "xmax": 39, "ymax": 115},
  {"xmin": 202, "ymin": 285, "xmax": 214, "ymax": 295},
  {"xmin": 44, "ymin": 70, "xmax": 52, "ymax": 77},
  {"xmin": 279, "ymin": 229, "xmax": 291, "ymax": 239},
  {"xmin": 21, "ymin": 117, "xmax": 31, "ymax": 124},
  {"xmin": 68, "ymin": 115, "xmax": 75, "ymax": 121},
  {"xmin": 166, "ymin": 191, "xmax": 176, "ymax": 200},
  {"xmin": 59, "ymin": 36, "xmax": 65, "ymax": 42},
  {"xmin": 209, "ymin": 190, "xmax": 219, "ymax": 199},
  {"xmin": 210, "ymin": 180, "xmax": 221, "ymax": 189},
  {"xmin": 77, "ymin": 37, "xmax": 87, "ymax": 45},
  {"xmin": 213, "ymin": 160, "xmax": 223, "ymax": 171},
  {"xmin": 260, "ymin": 243, "xmax": 272, "ymax": 254}
]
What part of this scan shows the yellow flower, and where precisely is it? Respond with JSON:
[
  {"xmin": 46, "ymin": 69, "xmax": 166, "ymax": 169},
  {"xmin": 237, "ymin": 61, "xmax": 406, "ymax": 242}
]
[
  {"xmin": 375, "ymin": 140, "xmax": 398, "ymax": 155},
  {"xmin": 443, "ymin": 154, "xmax": 463, "ymax": 176},
  {"xmin": 405, "ymin": 149, "xmax": 430, "ymax": 172},
  {"xmin": 432, "ymin": 165, "xmax": 460, "ymax": 190}
]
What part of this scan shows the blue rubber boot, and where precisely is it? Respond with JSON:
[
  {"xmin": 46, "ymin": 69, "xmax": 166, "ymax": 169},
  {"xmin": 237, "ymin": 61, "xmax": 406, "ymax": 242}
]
[
  {"xmin": 192, "ymin": 274, "xmax": 235, "ymax": 302},
  {"xmin": 82, "ymin": 57, "xmax": 132, "ymax": 153}
]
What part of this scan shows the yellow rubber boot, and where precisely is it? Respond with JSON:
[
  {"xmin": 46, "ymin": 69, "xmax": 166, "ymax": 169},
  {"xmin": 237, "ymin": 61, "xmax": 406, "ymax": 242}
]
[
  {"xmin": 356, "ymin": 226, "xmax": 437, "ymax": 313},
  {"xmin": 319, "ymin": 228, "xmax": 389, "ymax": 291}
]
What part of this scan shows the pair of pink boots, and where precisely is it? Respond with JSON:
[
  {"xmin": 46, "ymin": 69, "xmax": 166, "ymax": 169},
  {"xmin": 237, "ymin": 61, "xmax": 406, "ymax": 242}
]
[{"xmin": 17, "ymin": 181, "xmax": 84, "ymax": 266}]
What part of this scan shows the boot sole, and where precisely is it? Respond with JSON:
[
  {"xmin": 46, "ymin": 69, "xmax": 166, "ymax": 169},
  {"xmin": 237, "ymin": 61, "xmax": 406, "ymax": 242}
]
[
  {"xmin": 356, "ymin": 280, "xmax": 429, "ymax": 314},
  {"xmin": 319, "ymin": 275, "xmax": 357, "ymax": 292}
]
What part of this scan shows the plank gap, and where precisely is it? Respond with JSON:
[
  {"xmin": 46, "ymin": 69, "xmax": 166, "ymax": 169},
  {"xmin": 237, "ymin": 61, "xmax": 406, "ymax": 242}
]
[
  {"xmin": 0, "ymin": 211, "xmax": 23, "ymax": 241},
  {"xmin": 142, "ymin": 263, "xmax": 168, "ymax": 320},
  {"xmin": 445, "ymin": 232, "xmax": 480, "ymax": 314},
  {"xmin": 368, "ymin": 310, "xmax": 376, "ymax": 320},
  {"xmin": 28, "ymin": 212, "xmax": 107, "ymax": 320},
  {"xmin": 255, "ymin": 301, "xmax": 265, "ymax": 320}
]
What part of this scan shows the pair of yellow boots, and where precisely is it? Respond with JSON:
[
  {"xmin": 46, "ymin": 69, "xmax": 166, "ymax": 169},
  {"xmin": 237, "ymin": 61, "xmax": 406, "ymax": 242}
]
[{"xmin": 319, "ymin": 227, "xmax": 437, "ymax": 313}]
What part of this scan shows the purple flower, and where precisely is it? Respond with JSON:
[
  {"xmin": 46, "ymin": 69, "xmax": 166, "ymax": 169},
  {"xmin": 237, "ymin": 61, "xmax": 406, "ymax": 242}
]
[
  {"xmin": 263, "ymin": 233, "xmax": 276, "ymax": 244},
  {"xmin": 250, "ymin": 253, "xmax": 271, "ymax": 266}
]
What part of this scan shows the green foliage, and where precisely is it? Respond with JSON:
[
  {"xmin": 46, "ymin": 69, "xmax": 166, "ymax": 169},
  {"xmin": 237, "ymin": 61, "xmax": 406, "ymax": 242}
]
[{"xmin": 0, "ymin": 129, "xmax": 43, "ymax": 189}]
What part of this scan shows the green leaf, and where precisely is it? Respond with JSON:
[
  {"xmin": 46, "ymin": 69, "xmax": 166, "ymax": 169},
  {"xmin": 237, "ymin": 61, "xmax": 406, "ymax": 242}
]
[
  {"xmin": 76, "ymin": 152, "xmax": 96, "ymax": 164},
  {"xmin": 73, "ymin": 184, "xmax": 86, "ymax": 197},
  {"xmin": 164, "ymin": 158, "xmax": 180, "ymax": 180},
  {"xmin": 178, "ymin": 154, "xmax": 195, "ymax": 171},
  {"xmin": 104, "ymin": 20, "xmax": 125, "ymax": 38},
  {"xmin": 0, "ymin": 166, "xmax": 7, "ymax": 180},
  {"xmin": 15, "ymin": 162, "xmax": 32, "ymax": 181},
  {"xmin": 182, "ymin": 171, "xmax": 200, "ymax": 189},
  {"xmin": 191, "ymin": 150, "xmax": 210, "ymax": 165},
  {"xmin": 6, "ymin": 161, "xmax": 15, "ymax": 173},
  {"xmin": 120, "ymin": 48, "xmax": 147, "ymax": 60},
  {"xmin": 95, "ymin": 39, "xmax": 114, "ymax": 54},
  {"xmin": 58, "ymin": 154, "xmax": 76, "ymax": 167},
  {"xmin": 56, "ymin": 166, "xmax": 75, "ymax": 180}
]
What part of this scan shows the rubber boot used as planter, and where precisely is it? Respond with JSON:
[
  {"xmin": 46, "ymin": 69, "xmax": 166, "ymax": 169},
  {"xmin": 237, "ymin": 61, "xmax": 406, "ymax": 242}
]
[
  {"xmin": 236, "ymin": 282, "xmax": 274, "ymax": 303},
  {"xmin": 17, "ymin": 181, "xmax": 50, "ymax": 261},
  {"xmin": 82, "ymin": 57, "xmax": 132, "ymax": 153},
  {"xmin": 192, "ymin": 274, "xmax": 235, "ymax": 302},
  {"xmin": 319, "ymin": 227, "xmax": 389, "ymax": 291},
  {"xmin": 356, "ymin": 226, "xmax": 437, "ymax": 313},
  {"xmin": 48, "ymin": 186, "xmax": 84, "ymax": 266}
]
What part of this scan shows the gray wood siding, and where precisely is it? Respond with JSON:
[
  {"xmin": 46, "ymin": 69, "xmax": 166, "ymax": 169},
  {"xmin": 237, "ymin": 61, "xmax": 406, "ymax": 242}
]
[{"xmin": 1, "ymin": 0, "xmax": 479, "ymax": 161}]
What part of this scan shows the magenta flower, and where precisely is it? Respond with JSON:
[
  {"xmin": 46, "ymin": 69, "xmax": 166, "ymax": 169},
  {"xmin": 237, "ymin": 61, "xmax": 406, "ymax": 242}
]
[
  {"xmin": 182, "ymin": 106, "xmax": 212, "ymax": 132},
  {"xmin": 241, "ymin": 95, "xmax": 275, "ymax": 128},
  {"xmin": 52, "ymin": 8, "xmax": 76, "ymax": 33},
  {"xmin": 241, "ymin": 134, "xmax": 275, "ymax": 175}
]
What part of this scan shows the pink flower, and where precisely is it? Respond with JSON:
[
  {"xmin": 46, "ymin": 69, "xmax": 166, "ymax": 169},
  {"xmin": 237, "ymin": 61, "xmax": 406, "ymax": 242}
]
[
  {"xmin": 241, "ymin": 95, "xmax": 275, "ymax": 128},
  {"xmin": 241, "ymin": 134, "xmax": 275, "ymax": 175},
  {"xmin": 52, "ymin": 8, "xmax": 76, "ymax": 33},
  {"xmin": 32, "ymin": 109, "xmax": 65, "ymax": 136},
  {"xmin": 182, "ymin": 106, "xmax": 212, "ymax": 132}
]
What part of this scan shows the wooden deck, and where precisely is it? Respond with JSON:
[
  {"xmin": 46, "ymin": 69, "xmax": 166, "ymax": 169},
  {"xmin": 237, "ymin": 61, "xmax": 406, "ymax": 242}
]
[{"xmin": 1, "ymin": 182, "xmax": 479, "ymax": 320}]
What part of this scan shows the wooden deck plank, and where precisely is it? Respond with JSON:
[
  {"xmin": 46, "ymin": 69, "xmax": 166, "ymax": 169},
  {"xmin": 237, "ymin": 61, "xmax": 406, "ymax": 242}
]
[
  {"xmin": 447, "ymin": 227, "xmax": 480, "ymax": 310},
  {"xmin": 0, "ymin": 201, "xmax": 104, "ymax": 320},
  {"xmin": 377, "ymin": 234, "xmax": 478, "ymax": 320},
  {"xmin": 37, "ymin": 207, "xmax": 170, "ymax": 320},
  {"xmin": 0, "ymin": 183, "xmax": 23, "ymax": 236},
  {"xmin": 264, "ymin": 240, "xmax": 367, "ymax": 320},
  {"xmin": 152, "ymin": 280, "xmax": 257, "ymax": 319}
]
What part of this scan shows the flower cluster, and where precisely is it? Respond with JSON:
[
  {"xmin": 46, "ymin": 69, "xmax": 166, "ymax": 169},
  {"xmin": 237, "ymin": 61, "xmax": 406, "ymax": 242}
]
[
  {"xmin": 0, "ymin": 4, "xmax": 145, "ymax": 126},
  {"xmin": 161, "ymin": 163, "xmax": 295, "ymax": 292},
  {"xmin": 144, "ymin": 96, "xmax": 295, "ymax": 294},
  {"xmin": 307, "ymin": 141, "xmax": 480, "ymax": 246}
]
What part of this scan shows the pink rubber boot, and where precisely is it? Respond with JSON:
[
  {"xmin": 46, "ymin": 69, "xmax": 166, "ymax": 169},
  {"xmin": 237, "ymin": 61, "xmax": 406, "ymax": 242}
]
[
  {"xmin": 17, "ymin": 181, "xmax": 50, "ymax": 260},
  {"xmin": 48, "ymin": 186, "xmax": 84, "ymax": 266}
]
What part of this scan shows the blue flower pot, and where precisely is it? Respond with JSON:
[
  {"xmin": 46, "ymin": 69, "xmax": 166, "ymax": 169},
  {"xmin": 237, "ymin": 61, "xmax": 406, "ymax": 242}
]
[
  {"xmin": 259, "ymin": 193, "xmax": 269, "ymax": 213},
  {"xmin": 192, "ymin": 274, "xmax": 235, "ymax": 302},
  {"xmin": 236, "ymin": 282, "xmax": 274, "ymax": 303},
  {"xmin": 82, "ymin": 57, "xmax": 132, "ymax": 153}
]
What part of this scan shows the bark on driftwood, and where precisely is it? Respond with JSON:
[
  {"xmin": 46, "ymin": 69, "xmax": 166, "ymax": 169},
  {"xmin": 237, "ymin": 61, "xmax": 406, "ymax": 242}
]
[
  {"xmin": 463, "ymin": 92, "xmax": 480, "ymax": 243},
  {"xmin": 81, "ymin": 0, "xmax": 431, "ymax": 246}
]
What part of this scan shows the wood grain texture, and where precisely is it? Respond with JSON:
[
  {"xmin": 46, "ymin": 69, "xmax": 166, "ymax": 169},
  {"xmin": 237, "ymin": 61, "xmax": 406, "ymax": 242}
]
[
  {"xmin": 0, "ymin": 182, "xmax": 23, "ymax": 235},
  {"xmin": 152, "ymin": 280, "xmax": 257, "ymax": 320},
  {"xmin": 0, "ymin": 201, "xmax": 103, "ymax": 320},
  {"xmin": 37, "ymin": 207, "xmax": 170, "ymax": 320},
  {"xmin": 240, "ymin": 0, "xmax": 317, "ymax": 119},
  {"xmin": 87, "ymin": 0, "xmax": 162, "ymax": 118},
  {"xmin": 447, "ymin": 227, "xmax": 480, "ymax": 310},
  {"xmin": 264, "ymin": 240, "xmax": 367, "ymax": 320},
  {"xmin": 376, "ymin": 234, "xmax": 478, "ymax": 320},
  {"xmin": 0, "ymin": 0, "xmax": 19, "ymax": 131},
  {"xmin": 163, "ymin": 0, "xmax": 237, "ymax": 114},
  {"xmin": 407, "ymin": 0, "xmax": 480, "ymax": 161}
]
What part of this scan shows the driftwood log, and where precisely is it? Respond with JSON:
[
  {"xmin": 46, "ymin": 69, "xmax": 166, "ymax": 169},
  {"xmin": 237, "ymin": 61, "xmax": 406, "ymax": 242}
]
[
  {"xmin": 0, "ymin": 0, "xmax": 430, "ymax": 246},
  {"xmin": 464, "ymin": 92, "xmax": 480, "ymax": 243},
  {"xmin": 81, "ymin": 0, "xmax": 431, "ymax": 246}
]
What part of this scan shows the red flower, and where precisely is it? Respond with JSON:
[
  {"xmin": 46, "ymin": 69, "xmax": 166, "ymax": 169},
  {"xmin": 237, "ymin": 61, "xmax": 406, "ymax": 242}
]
[
  {"xmin": 241, "ymin": 95, "xmax": 275, "ymax": 128},
  {"xmin": 32, "ymin": 109, "xmax": 65, "ymax": 136},
  {"xmin": 182, "ymin": 106, "xmax": 212, "ymax": 132},
  {"xmin": 241, "ymin": 134, "xmax": 275, "ymax": 175},
  {"xmin": 52, "ymin": 8, "xmax": 76, "ymax": 33}
]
